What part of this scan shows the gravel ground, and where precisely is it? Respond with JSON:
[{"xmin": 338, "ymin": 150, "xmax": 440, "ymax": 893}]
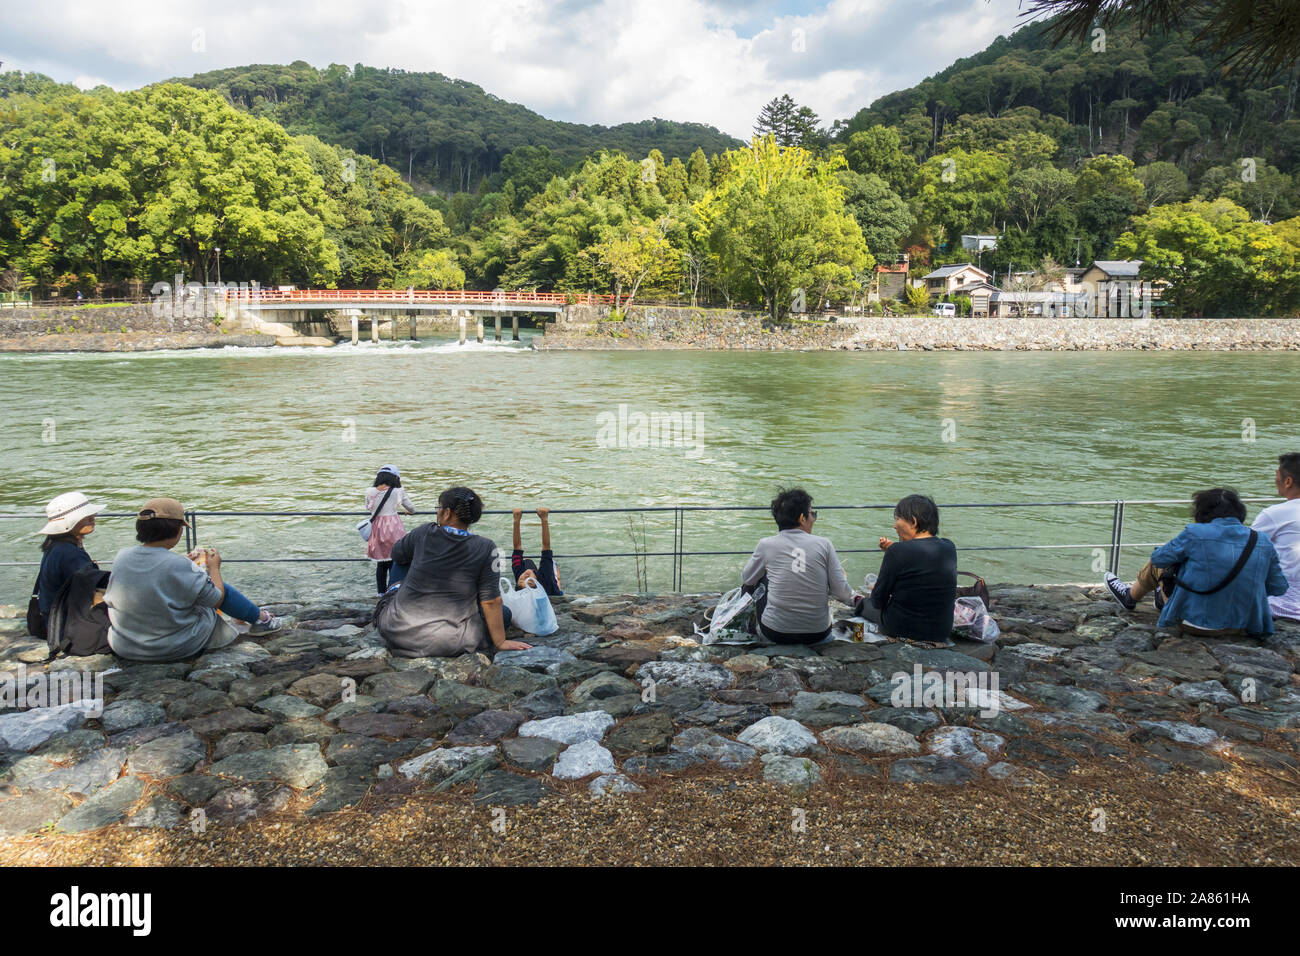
[{"xmin": 3, "ymin": 757, "xmax": 1295, "ymax": 867}]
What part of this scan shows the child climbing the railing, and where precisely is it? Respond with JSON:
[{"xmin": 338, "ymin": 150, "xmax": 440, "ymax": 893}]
[{"xmin": 511, "ymin": 507, "xmax": 563, "ymax": 596}]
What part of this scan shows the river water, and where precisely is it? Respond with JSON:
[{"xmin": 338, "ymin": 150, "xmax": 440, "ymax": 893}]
[{"xmin": 1, "ymin": 335, "xmax": 1293, "ymax": 605}]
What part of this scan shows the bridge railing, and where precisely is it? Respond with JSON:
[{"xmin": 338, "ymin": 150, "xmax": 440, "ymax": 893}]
[
  {"xmin": 1, "ymin": 497, "xmax": 1283, "ymax": 589},
  {"xmin": 240, "ymin": 289, "xmax": 615, "ymax": 306}
]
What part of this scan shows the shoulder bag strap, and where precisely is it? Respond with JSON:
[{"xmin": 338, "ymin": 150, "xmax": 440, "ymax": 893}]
[
  {"xmin": 369, "ymin": 486, "xmax": 396, "ymax": 523},
  {"xmin": 1169, "ymin": 530, "xmax": 1258, "ymax": 596}
]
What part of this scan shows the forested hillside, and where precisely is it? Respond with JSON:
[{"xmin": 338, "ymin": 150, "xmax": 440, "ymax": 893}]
[
  {"xmin": 174, "ymin": 62, "xmax": 743, "ymax": 193},
  {"xmin": 836, "ymin": 21, "xmax": 1299, "ymax": 192},
  {"xmin": 3, "ymin": 16, "xmax": 1299, "ymax": 315}
]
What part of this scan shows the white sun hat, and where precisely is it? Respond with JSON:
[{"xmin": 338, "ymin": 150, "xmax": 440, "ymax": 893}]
[{"xmin": 38, "ymin": 491, "xmax": 106, "ymax": 536}]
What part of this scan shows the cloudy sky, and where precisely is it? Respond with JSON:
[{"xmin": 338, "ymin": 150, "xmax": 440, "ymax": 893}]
[{"xmin": 2, "ymin": 0, "xmax": 1030, "ymax": 137}]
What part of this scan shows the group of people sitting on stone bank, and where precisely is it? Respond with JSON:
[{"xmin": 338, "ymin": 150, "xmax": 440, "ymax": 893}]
[
  {"xmin": 741, "ymin": 488, "xmax": 960, "ymax": 645},
  {"xmin": 30, "ymin": 452, "xmax": 1300, "ymax": 663},
  {"xmin": 1102, "ymin": 455, "xmax": 1300, "ymax": 636}
]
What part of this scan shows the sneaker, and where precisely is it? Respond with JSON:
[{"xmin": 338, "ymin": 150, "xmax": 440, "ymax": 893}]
[
  {"xmin": 247, "ymin": 613, "xmax": 285, "ymax": 636},
  {"xmin": 1104, "ymin": 573, "xmax": 1137, "ymax": 611},
  {"xmin": 1153, "ymin": 587, "xmax": 1167, "ymax": 613}
]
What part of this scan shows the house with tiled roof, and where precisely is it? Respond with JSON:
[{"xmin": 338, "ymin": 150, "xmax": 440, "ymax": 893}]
[{"xmin": 921, "ymin": 263, "xmax": 991, "ymax": 297}]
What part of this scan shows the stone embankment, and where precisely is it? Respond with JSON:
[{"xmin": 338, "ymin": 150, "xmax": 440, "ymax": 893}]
[
  {"xmin": 1, "ymin": 584, "xmax": 1296, "ymax": 841},
  {"xmin": 0, "ymin": 305, "xmax": 277, "ymax": 352},
  {"xmin": 537, "ymin": 306, "xmax": 1300, "ymax": 351}
]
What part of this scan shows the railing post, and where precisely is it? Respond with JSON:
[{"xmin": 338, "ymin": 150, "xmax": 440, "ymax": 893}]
[
  {"xmin": 672, "ymin": 508, "xmax": 684, "ymax": 592},
  {"xmin": 1110, "ymin": 501, "xmax": 1125, "ymax": 576}
]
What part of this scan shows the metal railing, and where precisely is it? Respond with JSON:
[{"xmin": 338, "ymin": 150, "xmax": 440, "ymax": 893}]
[
  {"xmin": 241, "ymin": 289, "xmax": 614, "ymax": 306},
  {"xmin": 1, "ymin": 497, "xmax": 1283, "ymax": 589}
]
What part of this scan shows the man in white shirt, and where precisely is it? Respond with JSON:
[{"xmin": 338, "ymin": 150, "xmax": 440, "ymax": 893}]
[{"xmin": 1251, "ymin": 453, "xmax": 1300, "ymax": 622}]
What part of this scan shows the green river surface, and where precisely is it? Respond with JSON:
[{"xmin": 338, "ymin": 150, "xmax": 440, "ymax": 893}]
[{"xmin": 1, "ymin": 334, "xmax": 1293, "ymax": 606}]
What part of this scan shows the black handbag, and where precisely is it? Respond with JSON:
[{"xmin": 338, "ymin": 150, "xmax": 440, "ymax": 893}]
[
  {"xmin": 26, "ymin": 571, "xmax": 46, "ymax": 639},
  {"xmin": 1159, "ymin": 530, "xmax": 1258, "ymax": 597}
]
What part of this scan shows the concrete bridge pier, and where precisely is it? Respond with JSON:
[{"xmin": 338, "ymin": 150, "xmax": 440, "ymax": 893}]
[
  {"xmin": 476, "ymin": 315, "xmax": 484, "ymax": 344},
  {"xmin": 458, "ymin": 311, "xmax": 467, "ymax": 346},
  {"xmin": 409, "ymin": 314, "xmax": 417, "ymax": 341},
  {"xmin": 350, "ymin": 313, "xmax": 359, "ymax": 346},
  {"xmin": 512, "ymin": 315, "xmax": 520, "ymax": 341},
  {"xmin": 370, "ymin": 315, "xmax": 379, "ymax": 343},
  {"xmin": 494, "ymin": 314, "xmax": 502, "ymax": 341}
]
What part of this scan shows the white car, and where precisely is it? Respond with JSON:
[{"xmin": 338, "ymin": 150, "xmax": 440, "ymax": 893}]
[{"xmin": 931, "ymin": 302, "xmax": 956, "ymax": 317}]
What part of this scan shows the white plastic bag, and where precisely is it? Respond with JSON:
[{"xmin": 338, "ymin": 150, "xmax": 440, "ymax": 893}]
[
  {"xmin": 953, "ymin": 596, "xmax": 1000, "ymax": 643},
  {"xmin": 500, "ymin": 575, "xmax": 558, "ymax": 637},
  {"xmin": 694, "ymin": 586, "xmax": 755, "ymax": 644}
]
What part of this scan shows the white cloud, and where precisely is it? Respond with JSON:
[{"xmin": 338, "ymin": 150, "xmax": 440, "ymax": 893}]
[{"xmin": 1, "ymin": 0, "xmax": 1026, "ymax": 136}]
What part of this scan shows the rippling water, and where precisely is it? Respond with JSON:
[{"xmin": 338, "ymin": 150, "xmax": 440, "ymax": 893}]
[{"xmin": 1, "ymin": 336, "xmax": 1293, "ymax": 605}]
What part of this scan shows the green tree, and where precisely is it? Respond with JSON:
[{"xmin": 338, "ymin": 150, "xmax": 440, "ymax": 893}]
[
  {"xmin": 386, "ymin": 248, "xmax": 465, "ymax": 289},
  {"xmin": 836, "ymin": 171, "xmax": 915, "ymax": 256},
  {"xmin": 1075, "ymin": 154, "xmax": 1145, "ymax": 210},
  {"xmin": 844, "ymin": 126, "xmax": 917, "ymax": 192},
  {"xmin": 1115, "ymin": 197, "xmax": 1298, "ymax": 315},
  {"xmin": 694, "ymin": 135, "xmax": 872, "ymax": 320},
  {"xmin": 754, "ymin": 95, "xmax": 824, "ymax": 149},
  {"xmin": 579, "ymin": 219, "xmax": 676, "ymax": 311},
  {"xmin": 904, "ymin": 283, "xmax": 930, "ymax": 312},
  {"xmin": 912, "ymin": 148, "xmax": 1011, "ymax": 252},
  {"xmin": 1136, "ymin": 162, "xmax": 1190, "ymax": 207}
]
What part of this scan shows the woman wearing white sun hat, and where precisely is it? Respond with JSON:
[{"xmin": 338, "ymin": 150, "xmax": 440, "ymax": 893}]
[{"xmin": 32, "ymin": 491, "xmax": 105, "ymax": 634}]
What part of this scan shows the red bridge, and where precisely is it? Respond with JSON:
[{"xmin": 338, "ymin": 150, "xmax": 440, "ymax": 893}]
[{"xmin": 242, "ymin": 289, "xmax": 614, "ymax": 311}]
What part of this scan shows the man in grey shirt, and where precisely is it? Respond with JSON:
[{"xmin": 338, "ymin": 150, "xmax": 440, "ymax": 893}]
[{"xmin": 742, "ymin": 488, "xmax": 859, "ymax": 644}]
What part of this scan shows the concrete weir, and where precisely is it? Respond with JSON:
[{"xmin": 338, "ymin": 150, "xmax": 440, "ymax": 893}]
[{"xmin": 221, "ymin": 290, "xmax": 564, "ymax": 346}]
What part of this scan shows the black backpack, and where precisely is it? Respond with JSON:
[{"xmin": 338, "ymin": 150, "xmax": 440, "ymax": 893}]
[{"xmin": 45, "ymin": 565, "xmax": 112, "ymax": 658}]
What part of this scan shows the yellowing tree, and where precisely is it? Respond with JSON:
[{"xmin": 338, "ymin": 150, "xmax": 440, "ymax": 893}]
[
  {"xmin": 694, "ymin": 135, "xmax": 872, "ymax": 320},
  {"xmin": 580, "ymin": 219, "xmax": 675, "ymax": 312}
]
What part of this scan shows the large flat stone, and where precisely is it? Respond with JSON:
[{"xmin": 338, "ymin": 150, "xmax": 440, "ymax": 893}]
[
  {"xmin": 518, "ymin": 711, "xmax": 615, "ymax": 745},
  {"xmin": 58, "ymin": 775, "xmax": 145, "ymax": 832},
  {"xmin": 0, "ymin": 790, "xmax": 75, "ymax": 836},
  {"xmin": 736, "ymin": 716, "xmax": 817, "ymax": 755},
  {"xmin": 820, "ymin": 722, "xmax": 920, "ymax": 755},
  {"xmin": 552, "ymin": 740, "xmax": 617, "ymax": 779},
  {"xmin": 445, "ymin": 709, "xmax": 525, "ymax": 746},
  {"xmin": 888, "ymin": 756, "xmax": 974, "ymax": 785},
  {"xmin": 0, "ymin": 703, "xmax": 89, "ymax": 751},
  {"xmin": 606, "ymin": 713, "xmax": 675, "ymax": 753},
  {"xmin": 127, "ymin": 731, "xmax": 206, "ymax": 777},
  {"xmin": 635, "ymin": 660, "xmax": 735, "ymax": 691},
  {"xmin": 501, "ymin": 736, "xmax": 563, "ymax": 772},
  {"xmin": 670, "ymin": 728, "xmax": 756, "ymax": 768},
  {"xmin": 210, "ymin": 743, "xmax": 329, "ymax": 788},
  {"xmin": 761, "ymin": 753, "xmax": 823, "ymax": 790}
]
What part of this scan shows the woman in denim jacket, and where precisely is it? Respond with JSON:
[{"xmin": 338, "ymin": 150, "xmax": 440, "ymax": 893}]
[{"xmin": 1106, "ymin": 488, "xmax": 1288, "ymax": 638}]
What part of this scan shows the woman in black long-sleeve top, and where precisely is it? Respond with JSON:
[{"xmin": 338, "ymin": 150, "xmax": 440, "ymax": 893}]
[{"xmin": 858, "ymin": 495, "xmax": 958, "ymax": 643}]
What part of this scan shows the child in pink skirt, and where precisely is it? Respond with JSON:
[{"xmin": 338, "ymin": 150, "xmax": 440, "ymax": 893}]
[{"xmin": 366, "ymin": 465, "xmax": 416, "ymax": 593}]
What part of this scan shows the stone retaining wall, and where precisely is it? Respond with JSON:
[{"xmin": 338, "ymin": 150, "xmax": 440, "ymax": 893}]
[
  {"xmin": 0, "ymin": 305, "xmax": 219, "ymax": 336},
  {"xmin": 0, "ymin": 332, "xmax": 277, "ymax": 352},
  {"xmin": 541, "ymin": 307, "xmax": 1300, "ymax": 351}
]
